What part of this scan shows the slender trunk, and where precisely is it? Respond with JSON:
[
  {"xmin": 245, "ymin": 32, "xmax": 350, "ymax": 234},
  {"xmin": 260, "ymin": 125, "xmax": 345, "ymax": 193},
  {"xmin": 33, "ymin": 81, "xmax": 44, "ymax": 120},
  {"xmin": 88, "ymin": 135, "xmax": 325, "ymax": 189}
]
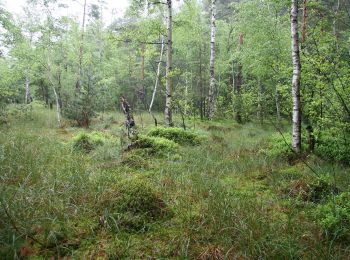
[
  {"xmin": 77, "ymin": 0, "xmax": 87, "ymax": 91},
  {"xmin": 149, "ymin": 36, "xmax": 165, "ymax": 126},
  {"xmin": 199, "ymin": 44, "xmax": 204, "ymax": 120},
  {"xmin": 25, "ymin": 72, "xmax": 32, "ymax": 104},
  {"xmin": 291, "ymin": 0, "xmax": 302, "ymax": 153},
  {"xmin": 164, "ymin": 0, "xmax": 173, "ymax": 127},
  {"xmin": 234, "ymin": 34, "xmax": 244, "ymax": 123},
  {"xmin": 140, "ymin": 43, "xmax": 145, "ymax": 106},
  {"xmin": 235, "ymin": 63, "xmax": 242, "ymax": 123},
  {"xmin": 275, "ymin": 86, "xmax": 281, "ymax": 122},
  {"xmin": 258, "ymin": 79, "xmax": 264, "ymax": 125},
  {"xmin": 301, "ymin": 0, "xmax": 307, "ymax": 44},
  {"xmin": 208, "ymin": 0, "xmax": 216, "ymax": 120},
  {"xmin": 333, "ymin": 0, "xmax": 340, "ymax": 50},
  {"xmin": 47, "ymin": 57, "xmax": 61, "ymax": 128}
]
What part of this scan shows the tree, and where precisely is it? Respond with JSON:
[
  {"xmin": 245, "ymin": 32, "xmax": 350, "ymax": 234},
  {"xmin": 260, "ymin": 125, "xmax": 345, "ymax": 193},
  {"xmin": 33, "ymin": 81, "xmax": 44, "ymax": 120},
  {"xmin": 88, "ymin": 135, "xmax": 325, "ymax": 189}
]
[
  {"xmin": 291, "ymin": 0, "xmax": 301, "ymax": 153},
  {"xmin": 164, "ymin": 0, "xmax": 173, "ymax": 126},
  {"xmin": 208, "ymin": 0, "xmax": 216, "ymax": 120}
]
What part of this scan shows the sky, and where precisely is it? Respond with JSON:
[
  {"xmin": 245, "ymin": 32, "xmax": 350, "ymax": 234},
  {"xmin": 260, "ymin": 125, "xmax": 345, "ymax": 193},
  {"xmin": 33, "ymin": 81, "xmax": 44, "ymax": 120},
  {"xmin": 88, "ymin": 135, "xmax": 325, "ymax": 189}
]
[{"xmin": 3, "ymin": 0, "xmax": 130, "ymax": 24}]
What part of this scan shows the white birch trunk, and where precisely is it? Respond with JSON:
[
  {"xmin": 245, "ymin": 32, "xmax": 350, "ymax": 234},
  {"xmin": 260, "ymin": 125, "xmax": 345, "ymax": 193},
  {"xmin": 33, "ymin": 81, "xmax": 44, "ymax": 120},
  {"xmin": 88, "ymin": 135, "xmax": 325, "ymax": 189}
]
[
  {"xmin": 291, "ymin": 0, "xmax": 301, "ymax": 153},
  {"xmin": 149, "ymin": 36, "xmax": 165, "ymax": 113},
  {"xmin": 208, "ymin": 0, "xmax": 216, "ymax": 120},
  {"xmin": 164, "ymin": 0, "xmax": 173, "ymax": 127},
  {"xmin": 77, "ymin": 0, "xmax": 87, "ymax": 91},
  {"xmin": 47, "ymin": 56, "xmax": 61, "ymax": 128},
  {"xmin": 25, "ymin": 72, "xmax": 31, "ymax": 104}
]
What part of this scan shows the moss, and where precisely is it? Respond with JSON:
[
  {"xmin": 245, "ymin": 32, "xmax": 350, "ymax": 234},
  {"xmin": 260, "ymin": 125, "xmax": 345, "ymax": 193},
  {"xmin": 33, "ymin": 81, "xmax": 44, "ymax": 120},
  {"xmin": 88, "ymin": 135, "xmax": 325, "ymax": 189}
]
[
  {"xmin": 71, "ymin": 131, "xmax": 117, "ymax": 153},
  {"xmin": 147, "ymin": 127, "xmax": 202, "ymax": 145},
  {"xmin": 281, "ymin": 175, "xmax": 339, "ymax": 202},
  {"xmin": 129, "ymin": 135, "xmax": 178, "ymax": 154},
  {"xmin": 120, "ymin": 152, "xmax": 149, "ymax": 169},
  {"xmin": 101, "ymin": 178, "xmax": 169, "ymax": 231}
]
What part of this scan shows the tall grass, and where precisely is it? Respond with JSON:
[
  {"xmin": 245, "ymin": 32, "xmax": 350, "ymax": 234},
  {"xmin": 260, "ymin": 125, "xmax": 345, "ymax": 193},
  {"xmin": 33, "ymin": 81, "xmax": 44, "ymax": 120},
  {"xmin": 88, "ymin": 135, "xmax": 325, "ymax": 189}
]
[{"xmin": 0, "ymin": 106, "xmax": 349, "ymax": 258}]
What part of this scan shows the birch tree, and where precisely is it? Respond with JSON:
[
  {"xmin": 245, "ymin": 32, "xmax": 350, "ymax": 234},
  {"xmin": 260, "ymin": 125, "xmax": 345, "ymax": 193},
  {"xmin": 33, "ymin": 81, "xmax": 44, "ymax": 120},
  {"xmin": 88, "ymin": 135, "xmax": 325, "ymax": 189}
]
[
  {"xmin": 208, "ymin": 0, "xmax": 216, "ymax": 120},
  {"xmin": 164, "ymin": 0, "xmax": 173, "ymax": 126},
  {"xmin": 149, "ymin": 36, "xmax": 165, "ymax": 126},
  {"xmin": 291, "ymin": 0, "xmax": 301, "ymax": 153}
]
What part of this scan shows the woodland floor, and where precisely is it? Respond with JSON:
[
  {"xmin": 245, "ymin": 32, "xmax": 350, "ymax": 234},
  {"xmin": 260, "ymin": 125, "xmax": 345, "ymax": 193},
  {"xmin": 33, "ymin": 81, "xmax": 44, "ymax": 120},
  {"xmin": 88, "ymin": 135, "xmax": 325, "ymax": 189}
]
[{"xmin": 1, "ymin": 104, "xmax": 350, "ymax": 259}]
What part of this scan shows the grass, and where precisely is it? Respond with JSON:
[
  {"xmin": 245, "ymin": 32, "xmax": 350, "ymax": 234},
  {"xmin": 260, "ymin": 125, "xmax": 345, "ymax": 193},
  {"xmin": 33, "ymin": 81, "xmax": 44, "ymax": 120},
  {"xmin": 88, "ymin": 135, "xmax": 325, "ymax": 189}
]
[{"xmin": 1, "ymin": 105, "xmax": 350, "ymax": 258}]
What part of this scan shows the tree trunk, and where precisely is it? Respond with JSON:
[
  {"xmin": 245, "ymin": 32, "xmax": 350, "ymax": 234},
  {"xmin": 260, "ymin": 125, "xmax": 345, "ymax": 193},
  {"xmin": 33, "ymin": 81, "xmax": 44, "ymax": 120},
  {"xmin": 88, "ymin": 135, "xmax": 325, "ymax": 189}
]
[
  {"xmin": 199, "ymin": 43, "xmax": 204, "ymax": 120},
  {"xmin": 333, "ymin": 0, "xmax": 340, "ymax": 50},
  {"xmin": 164, "ymin": 0, "xmax": 173, "ymax": 127},
  {"xmin": 25, "ymin": 72, "xmax": 32, "ymax": 104},
  {"xmin": 208, "ymin": 0, "xmax": 216, "ymax": 120},
  {"xmin": 140, "ymin": 43, "xmax": 146, "ymax": 107},
  {"xmin": 48, "ymin": 62, "xmax": 61, "ymax": 128},
  {"xmin": 234, "ymin": 63, "xmax": 242, "ymax": 123},
  {"xmin": 291, "ymin": 0, "xmax": 302, "ymax": 153},
  {"xmin": 257, "ymin": 79, "xmax": 264, "ymax": 125},
  {"xmin": 301, "ymin": 0, "xmax": 308, "ymax": 44},
  {"xmin": 275, "ymin": 86, "xmax": 281, "ymax": 122},
  {"xmin": 149, "ymin": 36, "xmax": 165, "ymax": 126},
  {"xmin": 77, "ymin": 0, "xmax": 87, "ymax": 91}
]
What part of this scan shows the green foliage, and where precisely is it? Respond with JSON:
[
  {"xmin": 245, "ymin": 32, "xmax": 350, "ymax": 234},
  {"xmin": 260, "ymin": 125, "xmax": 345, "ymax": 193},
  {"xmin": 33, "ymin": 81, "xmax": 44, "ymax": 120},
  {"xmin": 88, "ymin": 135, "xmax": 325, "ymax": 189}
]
[
  {"xmin": 315, "ymin": 192, "xmax": 350, "ymax": 241},
  {"xmin": 267, "ymin": 133, "xmax": 307, "ymax": 161},
  {"xmin": 71, "ymin": 131, "xmax": 117, "ymax": 153},
  {"xmin": 130, "ymin": 135, "xmax": 178, "ymax": 154},
  {"xmin": 315, "ymin": 128, "xmax": 350, "ymax": 164},
  {"xmin": 147, "ymin": 127, "xmax": 201, "ymax": 145}
]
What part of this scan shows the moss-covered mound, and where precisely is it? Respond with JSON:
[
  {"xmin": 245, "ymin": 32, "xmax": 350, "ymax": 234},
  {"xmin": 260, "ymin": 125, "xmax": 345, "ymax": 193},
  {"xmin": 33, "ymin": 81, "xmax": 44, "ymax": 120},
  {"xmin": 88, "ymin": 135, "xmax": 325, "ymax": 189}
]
[
  {"xmin": 147, "ymin": 127, "xmax": 201, "ymax": 145},
  {"xmin": 71, "ymin": 131, "xmax": 116, "ymax": 152},
  {"xmin": 129, "ymin": 135, "xmax": 178, "ymax": 154},
  {"xmin": 101, "ymin": 178, "xmax": 169, "ymax": 231}
]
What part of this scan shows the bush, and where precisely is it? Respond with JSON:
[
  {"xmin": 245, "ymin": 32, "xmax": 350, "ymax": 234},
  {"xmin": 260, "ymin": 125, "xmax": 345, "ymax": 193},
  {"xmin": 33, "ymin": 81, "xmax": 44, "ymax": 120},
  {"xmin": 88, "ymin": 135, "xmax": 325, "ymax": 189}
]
[
  {"xmin": 315, "ymin": 192, "xmax": 350, "ymax": 241},
  {"xmin": 315, "ymin": 131, "xmax": 350, "ymax": 165},
  {"xmin": 129, "ymin": 135, "xmax": 178, "ymax": 154},
  {"xmin": 148, "ymin": 127, "xmax": 201, "ymax": 145},
  {"xmin": 101, "ymin": 178, "xmax": 168, "ymax": 231},
  {"xmin": 268, "ymin": 133, "xmax": 307, "ymax": 162},
  {"xmin": 71, "ymin": 131, "xmax": 117, "ymax": 153}
]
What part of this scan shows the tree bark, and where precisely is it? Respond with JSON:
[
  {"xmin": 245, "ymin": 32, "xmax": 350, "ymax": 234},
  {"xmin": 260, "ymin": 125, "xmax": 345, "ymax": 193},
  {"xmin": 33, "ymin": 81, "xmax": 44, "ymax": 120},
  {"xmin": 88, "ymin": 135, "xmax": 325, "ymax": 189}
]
[
  {"xmin": 275, "ymin": 86, "xmax": 281, "ymax": 122},
  {"xmin": 25, "ymin": 71, "xmax": 32, "ymax": 104},
  {"xmin": 164, "ymin": 0, "xmax": 173, "ymax": 127},
  {"xmin": 149, "ymin": 36, "xmax": 165, "ymax": 126},
  {"xmin": 234, "ymin": 63, "xmax": 242, "ymax": 123},
  {"xmin": 77, "ymin": 0, "xmax": 87, "ymax": 91},
  {"xmin": 301, "ymin": 0, "xmax": 308, "ymax": 44},
  {"xmin": 47, "ymin": 57, "xmax": 61, "ymax": 128},
  {"xmin": 291, "ymin": 0, "xmax": 302, "ymax": 153},
  {"xmin": 140, "ymin": 43, "xmax": 145, "ymax": 106},
  {"xmin": 208, "ymin": 0, "xmax": 216, "ymax": 120}
]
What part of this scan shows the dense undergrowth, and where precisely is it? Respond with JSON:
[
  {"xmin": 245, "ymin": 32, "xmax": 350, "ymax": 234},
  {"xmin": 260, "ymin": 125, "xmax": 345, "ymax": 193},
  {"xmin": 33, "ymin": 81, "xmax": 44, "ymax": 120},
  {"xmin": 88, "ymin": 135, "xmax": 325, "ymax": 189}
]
[{"xmin": 1, "ymin": 106, "xmax": 350, "ymax": 259}]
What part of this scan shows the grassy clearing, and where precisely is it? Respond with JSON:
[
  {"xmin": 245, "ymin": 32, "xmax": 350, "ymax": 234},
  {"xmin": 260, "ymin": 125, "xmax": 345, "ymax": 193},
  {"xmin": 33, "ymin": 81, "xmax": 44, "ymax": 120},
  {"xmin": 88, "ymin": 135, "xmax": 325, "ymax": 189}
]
[{"xmin": 1, "ymin": 106, "xmax": 350, "ymax": 259}]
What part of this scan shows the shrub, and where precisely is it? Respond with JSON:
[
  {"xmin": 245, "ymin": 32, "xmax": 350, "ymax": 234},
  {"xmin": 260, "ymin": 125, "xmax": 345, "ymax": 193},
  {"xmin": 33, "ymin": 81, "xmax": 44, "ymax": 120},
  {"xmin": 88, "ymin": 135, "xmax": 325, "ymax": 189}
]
[
  {"xmin": 102, "ymin": 178, "xmax": 168, "ymax": 231},
  {"xmin": 147, "ymin": 127, "xmax": 201, "ymax": 145},
  {"xmin": 315, "ymin": 131, "xmax": 350, "ymax": 165},
  {"xmin": 267, "ymin": 133, "xmax": 308, "ymax": 162},
  {"xmin": 71, "ymin": 131, "xmax": 116, "ymax": 152},
  {"xmin": 129, "ymin": 135, "xmax": 178, "ymax": 154},
  {"xmin": 315, "ymin": 192, "xmax": 350, "ymax": 241}
]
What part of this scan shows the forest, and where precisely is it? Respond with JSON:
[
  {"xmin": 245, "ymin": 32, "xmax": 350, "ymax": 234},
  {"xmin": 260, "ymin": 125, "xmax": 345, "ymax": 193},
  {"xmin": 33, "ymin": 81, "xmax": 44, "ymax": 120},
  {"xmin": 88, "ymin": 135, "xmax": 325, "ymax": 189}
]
[{"xmin": 0, "ymin": 0, "xmax": 350, "ymax": 258}]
